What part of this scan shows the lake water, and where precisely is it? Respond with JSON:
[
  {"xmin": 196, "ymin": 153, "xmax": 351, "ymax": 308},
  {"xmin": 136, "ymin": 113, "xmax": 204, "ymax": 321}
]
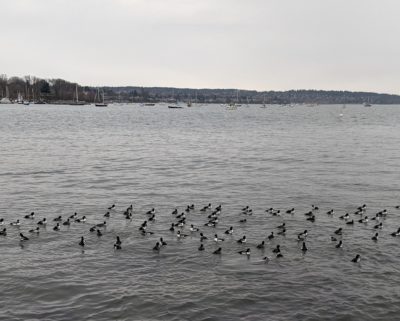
[{"xmin": 0, "ymin": 103, "xmax": 399, "ymax": 321}]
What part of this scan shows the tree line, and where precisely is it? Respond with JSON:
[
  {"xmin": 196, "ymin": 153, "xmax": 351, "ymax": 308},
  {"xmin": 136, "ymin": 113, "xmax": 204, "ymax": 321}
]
[{"xmin": 1, "ymin": 74, "xmax": 400, "ymax": 104}]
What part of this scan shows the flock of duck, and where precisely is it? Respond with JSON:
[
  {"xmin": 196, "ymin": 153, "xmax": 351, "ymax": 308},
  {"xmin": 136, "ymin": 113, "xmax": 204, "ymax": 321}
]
[{"xmin": 1, "ymin": 203, "xmax": 400, "ymax": 264}]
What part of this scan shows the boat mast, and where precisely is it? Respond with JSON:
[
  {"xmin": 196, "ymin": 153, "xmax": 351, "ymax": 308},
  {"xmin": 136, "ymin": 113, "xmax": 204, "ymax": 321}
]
[{"xmin": 76, "ymin": 84, "xmax": 78, "ymax": 103}]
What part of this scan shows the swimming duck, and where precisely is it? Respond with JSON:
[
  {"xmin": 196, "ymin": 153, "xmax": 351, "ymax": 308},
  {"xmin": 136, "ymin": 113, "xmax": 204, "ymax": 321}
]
[
  {"xmin": 24, "ymin": 212, "xmax": 35, "ymax": 219},
  {"xmin": 213, "ymin": 247, "xmax": 222, "ymax": 254},
  {"xmin": 351, "ymin": 254, "xmax": 361, "ymax": 263},
  {"xmin": 237, "ymin": 235, "xmax": 247, "ymax": 244},
  {"xmin": 214, "ymin": 234, "xmax": 224, "ymax": 242},
  {"xmin": 224, "ymin": 226, "xmax": 233, "ymax": 235},
  {"xmin": 256, "ymin": 241, "xmax": 265, "ymax": 249},
  {"xmin": 238, "ymin": 248, "xmax": 251, "ymax": 255},
  {"xmin": 20, "ymin": 233, "xmax": 29, "ymax": 241},
  {"xmin": 79, "ymin": 236, "xmax": 85, "ymax": 247}
]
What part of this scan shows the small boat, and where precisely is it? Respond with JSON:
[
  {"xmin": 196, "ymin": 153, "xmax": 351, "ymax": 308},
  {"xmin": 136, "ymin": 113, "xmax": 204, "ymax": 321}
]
[
  {"xmin": 363, "ymin": 102, "xmax": 372, "ymax": 107},
  {"xmin": 0, "ymin": 86, "xmax": 12, "ymax": 104},
  {"xmin": 69, "ymin": 84, "xmax": 86, "ymax": 105},
  {"xmin": 144, "ymin": 103, "xmax": 155, "ymax": 106},
  {"xmin": 168, "ymin": 105, "xmax": 184, "ymax": 109},
  {"xmin": 95, "ymin": 88, "xmax": 108, "ymax": 107}
]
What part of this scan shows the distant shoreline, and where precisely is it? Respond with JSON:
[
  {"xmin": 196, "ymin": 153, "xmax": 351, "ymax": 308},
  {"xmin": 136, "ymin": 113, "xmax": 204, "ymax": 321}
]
[{"xmin": 1, "ymin": 74, "xmax": 400, "ymax": 105}]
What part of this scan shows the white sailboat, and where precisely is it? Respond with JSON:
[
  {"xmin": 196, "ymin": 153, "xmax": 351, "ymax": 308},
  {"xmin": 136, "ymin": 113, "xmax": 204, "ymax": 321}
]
[
  {"xmin": 260, "ymin": 93, "xmax": 267, "ymax": 108},
  {"xmin": 0, "ymin": 86, "xmax": 12, "ymax": 104},
  {"xmin": 95, "ymin": 88, "xmax": 108, "ymax": 107},
  {"xmin": 70, "ymin": 84, "xmax": 85, "ymax": 105}
]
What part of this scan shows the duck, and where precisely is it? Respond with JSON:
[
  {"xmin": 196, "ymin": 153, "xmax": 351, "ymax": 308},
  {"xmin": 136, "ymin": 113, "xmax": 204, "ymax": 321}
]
[
  {"xmin": 335, "ymin": 240, "xmax": 343, "ymax": 248},
  {"xmin": 374, "ymin": 223, "xmax": 383, "ymax": 229},
  {"xmin": 277, "ymin": 228, "xmax": 286, "ymax": 236},
  {"xmin": 29, "ymin": 227, "xmax": 40, "ymax": 234},
  {"xmin": 339, "ymin": 213, "xmax": 350, "ymax": 220},
  {"xmin": 53, "ymin": 223, "xmax": 61, "ymax": 231},
  {"xmin": 10, "ymin": 220, "xmax": 20, "ymax": 226},
  {"xmin": 351, "ymin": 254, "xmax": 361, "ymax": 263},
  {"xmin": 371, "ymin": 233, "xmax": 378, "ymax": 241},
  {"xmin": 358, "ymin": 216, "xmax": 368, "ymax": 223},
  {"xmin": 20, "ymin": 233, "xmax": 29, "ymax": 241},
  {"xmin": 24, "ymin": 212, "xmax": 35, "ymax": 219},
  {"xmin": 239, "ymin": 219, "xmax": 247, "ymax": 223},
  {"xmin": 272, "ymin": 245, "xmax": 281, "ymax": 253},
  {"xmin": 97, "ymin": 229, "xmax": 103, "ymax": 237},
  {"xmin": 334, "ymin": 228, "xmax": 343, "ymax": 235},
  {"xmin": 146, "ymin": 208, "xmax": 155, "ymax": 215},
  {"xmin": 53, "ymin": 215, "xmax": 62, "ymax": 222},
  {"xmin": 37, "ymin": 218, "xmax": 47, "ymax": 225},
  {"xmin": 0, "ymin": 228, "xmax": 6, "ymax": 236},
  {"xmin": 204, "ymin": 221, "xmax": 217, "ymax": 227},
  {"xmin": 69, "ymin": 212, "xmax": 78, "ymax": 219},
  {"xmin": 75, "ymin": 216, "xmax": 86, "ymax": 223},
  {"xmin": 200, "ymin": 204, "xmax": 212, "ymax": 212},
  {"xmin": 390, "ymin": 227, "xmax": 400, "ymax": 237},
  {"xmin": 301, "ymin": 242, "xmax": 307, "ymax": 252},
  {"xmin": 262, "ymin": 256, "xmax": 270, "ymax": 263},
  {"xmin": 115, "ymin": 236, "xmax": 122, "ymax": 246},
  {"xmin": 0, "ymin": 218, "xmax": 4, "ymax": 225},
  {"xmin": 169, "ymin": 223, "xmax": 175, "ymax": 232},
  {"xmin": 79, "ymin": 236, "xmax": 85, "ymax": 247},
  {"xmin": 214, "ymin": 234, "xmax": 224, "ymax": 242},
  {"xmin": 160, "ymin": 238, "xmax": 167, "ymax": 246},
  {"xmin": 89, "ymin": 226, "xmax": 97, "ymax": 232},
  {"xmin": 114, "ymin": 243, "xmax": 122, "ymax": 250},
  {"xmin": 237, "ymin": 236, "xmax": 246, "ymax": 244},
  {"xmin": 238, "ymin": 248, "xmax": 251, "ymax": 255},
  {"xmin": 200, "ymin": 233, "xmax": 208, "ymax": 242},
  {"xmin": 346, "ymin": 220, "xmax": 354, "ymax": 225},
  {"xmin": 177, "ymin": 231, "xmax": 188, "ymax": 239},
  {"xmin": 312, "ymin": 205, "xmax": 319, "ymax": 211},
  {"xmin": 286, "ymin": 208, "xmax": 295, "ymax": 214},
  {"xmin": 267, "ymin": 232, "xmax": 274, "ymax": 240},
  {"xmin": 224, "ymin": 226, "xmax": 233, "ymax": 235},
  {"xmin": 96, "ymin": 221, "xmax": 107, "ymax": 228},
  {"xmin": 277, "ymin": 223, "xmax": 286, "ymax": 229},
  {"xmin": 190, "ymin": 224, "xmax": 200, "ymax": 232},
  {"xmin": 153, "ymin": 242, "xmax": 161, "ymax": 251},
  {"xmin": 256, "ymin": 241, "xmax": 265, "ymax": 249},
  {"xmin": 62, "ymin": 219, "xmax": 71, "ymax": 226},
  {"xmin": 148, "ymin": 214, "xmax": 156, "ymax": 222},
  {"xmin": 171, "ymin": 208, "xmax": 178, "ymax": 215},
  {"xmin": 104, "ymin": 211, "xmax": 110, "ymax": 218},
  {"xmin": 198, "ymin": 243, "xmax": 205, "ymax": 251},
  {"xmin": 306, "ymin": 215, "xmax": 315, "ymax": 222},
  {"xmin": 326, "ymin": 209, "xmax": 334, "ymax": 215},
  {"xmin": 108, "ymin": 204, "xmax": 116, "ymax": 210},
  {"xmin": 140, "ymin": 230, "xmax": 154, "ymax": 236},
  {"xmin": 213, "ymin": 247, "xmax": 222, "ymax": 254},
  {"xmin": 371, "ymin": 214, "xmax": 380, "ymax": 221},
  {"xmin": 276, "ymin": 252, "xmax": 283, "ymax": 258}
]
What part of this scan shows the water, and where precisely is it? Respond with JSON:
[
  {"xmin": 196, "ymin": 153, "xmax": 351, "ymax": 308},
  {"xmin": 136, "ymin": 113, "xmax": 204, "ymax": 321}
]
[{"xmin": 0, "ymin": 103, "xmax": 399, "ymax": 321}]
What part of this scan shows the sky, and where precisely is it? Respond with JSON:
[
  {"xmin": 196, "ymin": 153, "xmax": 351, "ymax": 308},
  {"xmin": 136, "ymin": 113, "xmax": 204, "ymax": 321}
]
[{"xmin": 1, "ymin": 0, "xmax": 399, "ymax": 93}]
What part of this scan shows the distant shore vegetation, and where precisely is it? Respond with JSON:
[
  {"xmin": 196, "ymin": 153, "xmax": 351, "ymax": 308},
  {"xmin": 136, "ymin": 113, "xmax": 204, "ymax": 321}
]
[{"xmin": 1, "ymin": 74, "xmax": 400, "ymax": 105}]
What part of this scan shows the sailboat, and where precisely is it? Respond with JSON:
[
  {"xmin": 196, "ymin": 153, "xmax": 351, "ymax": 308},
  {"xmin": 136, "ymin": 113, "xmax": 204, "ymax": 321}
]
[
  {"xmin": 227, "ymin": 90, "xmax": 241, "ymax": 110},
  {"xmin": 260, "ymin": 93, "xmax": 267, "ymax": 108},
  {"xmin": 363, "ymin": 99, "xmax": 372, "ymax": 107},
  {"xmin": 0, "ymin": 86, "xmax": 12, "ymax": 104},
  {"xmin": 95, "ymin": 88, "xmax": 108, "ymax": 107},
  {"xmin": 70, "ymin": 84, "xmax": 85, "ymax": 105}
]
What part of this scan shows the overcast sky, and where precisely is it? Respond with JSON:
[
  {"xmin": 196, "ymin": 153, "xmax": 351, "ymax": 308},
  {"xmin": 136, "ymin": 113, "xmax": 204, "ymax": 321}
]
[{"xmin": 1, "ymin": 0, "xmax": 399, "ymax": 93}]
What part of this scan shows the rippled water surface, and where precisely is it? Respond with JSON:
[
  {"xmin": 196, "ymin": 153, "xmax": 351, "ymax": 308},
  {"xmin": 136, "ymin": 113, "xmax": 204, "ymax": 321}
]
[{"xmin": 1, "ymin": 103, "xmax": 400, "ymax": 321}]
